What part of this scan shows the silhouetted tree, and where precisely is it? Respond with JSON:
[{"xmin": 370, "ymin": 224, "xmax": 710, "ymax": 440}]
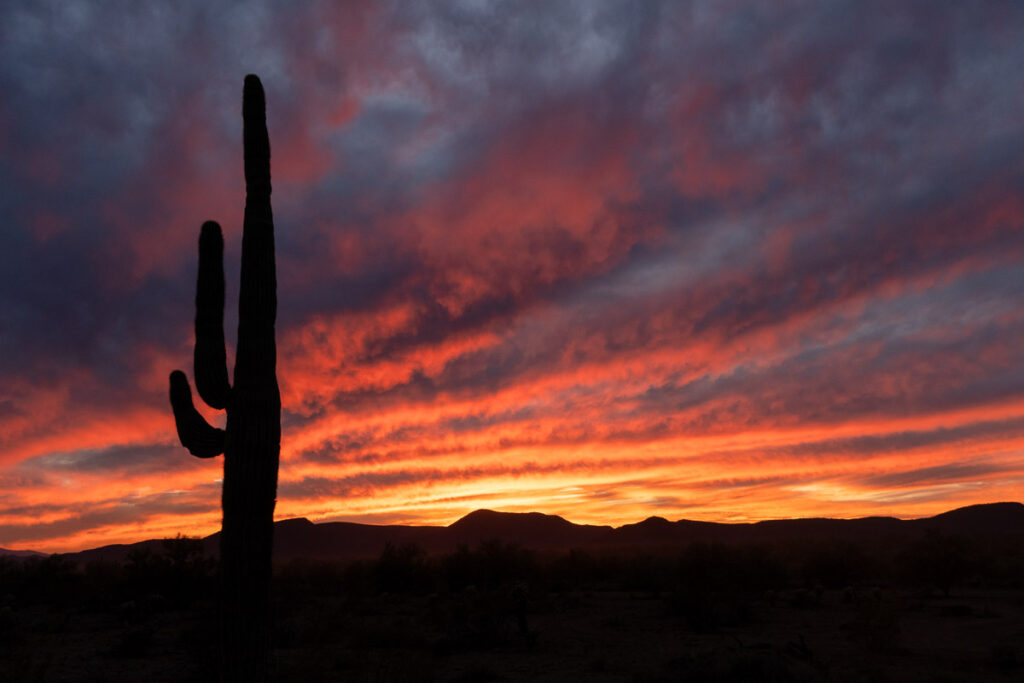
[{"xmin": 169, "ymin": 74, "xmax": 280, "ymax": 682}]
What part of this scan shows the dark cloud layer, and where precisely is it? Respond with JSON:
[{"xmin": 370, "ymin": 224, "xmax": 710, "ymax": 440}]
[{"xmin": 2, "ymin": 1, "xmax": 1024, "ymax": 550}]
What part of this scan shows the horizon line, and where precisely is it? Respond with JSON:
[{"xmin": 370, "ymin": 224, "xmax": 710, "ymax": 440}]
[{"xmin": 8, "ymin": 500, "xmax": 1020, "ymax": 556}]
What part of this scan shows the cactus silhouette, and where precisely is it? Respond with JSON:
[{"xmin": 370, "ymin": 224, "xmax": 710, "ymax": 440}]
[{"xmin": 169, "ymin": 74, "xmax": 280, "ymax": 682}]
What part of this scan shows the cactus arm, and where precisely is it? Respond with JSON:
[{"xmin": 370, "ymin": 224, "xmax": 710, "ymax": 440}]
[
  {"xmin": 169, "ymin": 370, "xmax": 225, "ymax": 458},
  {"xmin": 234, "ymin": 74, "xmax": 277, "ymax": 392},
  {"xmin": 194, "ymin": 221, "xmax": 231, "ymax": 409}
]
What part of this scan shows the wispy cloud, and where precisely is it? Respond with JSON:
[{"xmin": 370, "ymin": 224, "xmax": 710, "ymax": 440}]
[{"xmin": 2, "ymin": 1, "xmax": 1023, "ymax": 551}]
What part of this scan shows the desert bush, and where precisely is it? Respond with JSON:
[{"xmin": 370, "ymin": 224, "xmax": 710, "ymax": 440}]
[
  {"xmin": 432, "ymin": 585, "xmax": 532, "ymax": 653},
  {"xmin": 670, "ymin": 543, "xmax": 788, "ymax": 631},
  {"xmin": 546, "ymin": 548, "xmax": 605, "ymax": 591},
  {"xmin": 17, "ymin": 555, "xmax": 80, "ymax": 605},
  {"xmin": 799, "ymin": 541, "xmax": 871, "ymax": 589},
  {"xmin": 846, "ymin": 598, "xmax": 902, "ymax": 654},
  {"xmin": 679, "ymin": 542, "xmax": 788, "ymax": 594},
  {"xmin": 897, "ymin": 530, "xmax": 972, "ymax": 594},
  {"xmin": 275, "ymin": 558, "xmax": 351, "ymax": 600},
  {"xmin": 161, "ymin": 534, "xmax": 216, "ymax": 604},
  {"xmin": 617, "ymin": 552, "xmax": 673, "ymax": 594},
  {"xmin": 442, "ymin": 540, "xmax": 536, "ymax": 591},
  {"xmin": 374, "ymin": 542, "xmax": 432, "ymax": 594},
  {"xmin": 118, "ymin": 536, "xmax": 215, "ymax": 605}
]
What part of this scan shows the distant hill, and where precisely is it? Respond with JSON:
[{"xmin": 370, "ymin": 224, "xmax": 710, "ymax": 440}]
[
  {"xmin": 449, "ymin": 509, "xmax": 612, "ymax": 548},
  {"xmin": 925, "ymin": 501, "xmax": 1024, "ymax": 532},
  {"xmin": 46, "ymin": 501, "xmax": 1024, "ymax": 565},
  {"xmin": 54, "ymin": 538, "xmax": 177, "ymax": 566},
  {"xmin": 0, "ymin": 547, "xmax": 48, "ymax": 559}
]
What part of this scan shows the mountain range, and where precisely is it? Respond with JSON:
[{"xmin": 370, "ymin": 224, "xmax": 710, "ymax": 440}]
[{"xmin": 12, "ymin": 501, "xmax": 1019, "ymax": 565}]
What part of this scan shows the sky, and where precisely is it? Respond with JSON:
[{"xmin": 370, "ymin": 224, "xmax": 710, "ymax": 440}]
[{"xmin": 2, "ymin": 1, "xmax": 1023, "ymax": 553}]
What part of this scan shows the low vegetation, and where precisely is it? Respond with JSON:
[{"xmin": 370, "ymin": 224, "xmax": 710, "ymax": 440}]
[{"xmin": 2, "ymin": 530, "xmax": 1023, "ymax": 681}]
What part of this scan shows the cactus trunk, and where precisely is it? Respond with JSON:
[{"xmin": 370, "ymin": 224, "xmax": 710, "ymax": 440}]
[{"xmin": 170, "ymin": 74, "xmax": 280, "ymax": 683}]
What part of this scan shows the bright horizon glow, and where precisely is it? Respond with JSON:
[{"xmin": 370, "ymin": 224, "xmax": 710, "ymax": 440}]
[{"xmin": 17, "ymin": 494, "xmax": 1019, "ymax": 556}]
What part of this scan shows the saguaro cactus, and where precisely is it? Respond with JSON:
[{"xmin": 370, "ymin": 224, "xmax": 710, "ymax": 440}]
[{"xmin": 169, "ymin": 74, "xmax": 280, "ymax": 682}]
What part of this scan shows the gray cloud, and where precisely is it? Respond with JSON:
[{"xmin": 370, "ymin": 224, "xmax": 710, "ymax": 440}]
[{"xmin": 2, "ymin": 1, "xmax": 1023, "ymax": 543}]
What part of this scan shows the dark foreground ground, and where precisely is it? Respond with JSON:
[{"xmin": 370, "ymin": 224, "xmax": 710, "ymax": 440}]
[{"xmin": 3, "ymin": 533, "xmax": 1024, "ymax": 681}]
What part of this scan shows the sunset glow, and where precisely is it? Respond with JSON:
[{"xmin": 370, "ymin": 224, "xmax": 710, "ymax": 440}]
[{"xmin": 2, "ymin": 2, "xmax": 1024, "ymax": 553}]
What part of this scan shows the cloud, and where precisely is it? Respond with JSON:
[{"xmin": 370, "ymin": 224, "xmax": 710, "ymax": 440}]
[
  {"xmin": 1, "ymin": 1, "xmax": 1023, "ymax": 550},
  {"xmin": 20, "ymin": 443, "xmax": 192, "ymax": 476}
]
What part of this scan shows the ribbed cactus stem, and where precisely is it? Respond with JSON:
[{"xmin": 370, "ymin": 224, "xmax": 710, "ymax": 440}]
[{"xmin": 169, "ymin": 74, "xmax": 280, "ymax": 683}]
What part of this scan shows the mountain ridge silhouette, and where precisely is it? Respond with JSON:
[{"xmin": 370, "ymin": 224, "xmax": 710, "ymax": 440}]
[
  {"xmin": 0, "ymin": 547, "xmax": 48, "ymax": 558},
  {"xmin": 31, "ymin": 501, "xmax": 1024, "ymax": 564}
]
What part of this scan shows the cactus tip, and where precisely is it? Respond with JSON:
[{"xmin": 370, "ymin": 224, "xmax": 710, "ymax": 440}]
[
  {"xmin": 243, "ymin": 75, "xmax": 265, "ymax": 115},
  {"xmin": 199, "ymin": 221, "xmax": 223, "ymax": 247}
]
